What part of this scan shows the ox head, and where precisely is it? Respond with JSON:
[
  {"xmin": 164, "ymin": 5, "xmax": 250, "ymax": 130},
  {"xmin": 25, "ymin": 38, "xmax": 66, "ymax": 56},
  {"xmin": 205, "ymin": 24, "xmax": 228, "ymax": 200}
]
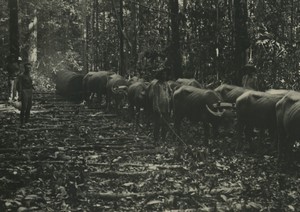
[
  {"xmin": 112, "ymin": 85, "xmax": 128, "ymax": 108},
  {"xmin": 206, "ymin": 102, "xmax": 236, "ymax": 129}
]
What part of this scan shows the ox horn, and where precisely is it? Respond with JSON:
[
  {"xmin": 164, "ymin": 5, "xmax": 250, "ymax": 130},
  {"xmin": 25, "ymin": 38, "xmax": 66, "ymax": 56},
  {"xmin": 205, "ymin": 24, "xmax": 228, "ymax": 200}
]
[
  {"xmin": 206, "ymin": 104, "xmax": 224, "ymax": 117},
  {"xmin": 118, "ymin": 85, "xmax": 128, "ymax": 95},
  {"xmin": 118, "ymin": 85, "xmax": 127, "ymax": 90},
  {"xmin": 213, "ymin": 102, "xmax": 236, "ymax": 109}
]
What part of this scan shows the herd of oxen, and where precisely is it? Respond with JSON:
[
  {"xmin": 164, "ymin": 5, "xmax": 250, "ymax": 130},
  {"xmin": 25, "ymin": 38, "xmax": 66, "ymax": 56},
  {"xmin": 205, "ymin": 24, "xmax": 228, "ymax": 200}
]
[{"xmin": 55, "ymin": 70, "xmax": 300, "ymax": 165}]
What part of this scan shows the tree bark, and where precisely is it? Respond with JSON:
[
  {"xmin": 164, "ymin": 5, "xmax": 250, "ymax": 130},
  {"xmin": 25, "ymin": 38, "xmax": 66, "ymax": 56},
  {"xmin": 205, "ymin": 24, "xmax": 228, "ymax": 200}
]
[
  {"xmin": 95, "ymin": 0, "xmax": 99, "ymax": 70},
  {"xmin": 169, "ymin": 0, "xmax": 182, "ymax": 79},
  {"xmin": 290, "ymin": 0, "xmax": 294, "ymax": 41},
  {"xmin": 8, "ymin": 0, "xmax": 19, "ymax": 60},
  {"xmin": 81, "ymin": 0, "xmax": 88, "ymax": 73},
  {"xmin": 28, "ymin": 9, "xmax": 37, "ymax": 67},
  {"xmin": 119, "ymin": 0, "xmax": 125, "ymax": 76},
  {"xmin": 130, "ymin": 1, "xmax": 138, "ymax": 74},
  {"xmin": 233, "ymin": 0, "xmax": 249, "ymax": 85}
]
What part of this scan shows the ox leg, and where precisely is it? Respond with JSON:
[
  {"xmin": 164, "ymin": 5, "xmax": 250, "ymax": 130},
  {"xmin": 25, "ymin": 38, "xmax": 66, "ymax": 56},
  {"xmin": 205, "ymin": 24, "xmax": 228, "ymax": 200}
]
[
  {"xmin": 235, "ymin": 116, "xmax": 245, "ymax": 150},
  {"xmin": 106, "ymin": 95, "xmax": 111, "ymax": 111},
  {"xmin": 135, "ymin": 107, "xmax": 141, "ymax": 129},
  {"xmin": 90, "ymin": 93, "xmax": 95, "ymax": 102},
  {"xmin": 278, "ymin": 135, "xmax": 295, "ymax": 170},
  {"xmin": 277, "ymin": 132, "xmax": 285, "ymax": 164},
  {"xmin": 114, "ymin": 97, "xmax": 118, "ymax": 112},
  {"xmin": 268, "ymin": 129, "xmax": 277, "ymax": 151},
  {"xmin": 153, "ymin": 113, "xmax": 160, "ymax": 144},
  {"xmin": 286, "ymin": 136, "xmax": 294, "ymax": 165},
  {"xmin": 144, "ymin": 105, "xmax": 152, "ymax": 127},
  {"xmin": 161, "ymin": 114, "xmax": 168, "ymax": 142},
  {"xmin": 245, "ymin": 126, "xmax": 254, "ymax": 150},
  {"xmin": 97, "ymin": 93, "xmax": 102, "ymax": 105},
  {"xmin": 212, "ymin": 124, "xmax": 219, "ymax": 138},
  {"xmin": 174, "ymin": 116, "xmax": 182, "ymax": 141},
  {"xmin": 129, "ymin": 104, "xmax": 134, "ymax": 118},
  {"xmin": 203, "ymin": 122, "xmax": 210, "ymax": 146}
]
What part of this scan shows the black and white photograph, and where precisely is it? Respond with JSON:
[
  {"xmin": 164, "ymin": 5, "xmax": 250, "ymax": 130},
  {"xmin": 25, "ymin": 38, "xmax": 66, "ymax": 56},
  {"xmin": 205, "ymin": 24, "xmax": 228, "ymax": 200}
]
[{"xmin": 0, "ymin": 0, "xmax": 300, "ymax": 211}]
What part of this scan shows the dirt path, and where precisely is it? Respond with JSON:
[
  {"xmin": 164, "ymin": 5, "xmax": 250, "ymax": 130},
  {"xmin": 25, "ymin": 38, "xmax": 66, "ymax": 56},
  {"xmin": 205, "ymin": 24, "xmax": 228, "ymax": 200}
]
[{"xmin": 0, "ymin": 92, "xmax": 299, "ymax": 211}]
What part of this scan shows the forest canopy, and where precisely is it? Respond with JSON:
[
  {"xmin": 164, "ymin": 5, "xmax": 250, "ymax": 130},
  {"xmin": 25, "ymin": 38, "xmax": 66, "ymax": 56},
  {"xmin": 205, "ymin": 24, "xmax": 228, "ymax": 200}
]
[{"xmin": 1, "ymin": 0, "xmax": 300, "ymax": 92}]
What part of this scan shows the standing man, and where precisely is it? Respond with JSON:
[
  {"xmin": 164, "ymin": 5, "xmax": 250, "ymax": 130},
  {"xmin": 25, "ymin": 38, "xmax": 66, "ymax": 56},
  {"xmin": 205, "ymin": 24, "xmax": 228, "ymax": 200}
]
[
  {"xmin": 18, "ymin": 62, "xmax": 34, "ymax": 126},
  {"xmin": 241, "ymin": 64, "xmax": 265, "ymax": 91},
  {"xmin": 152, "ymin": 66, "xmax": 172, "ymax": 143},
  {"xmin": 6, "ymin": 55, "xmax": 22, "ymax": 101}
]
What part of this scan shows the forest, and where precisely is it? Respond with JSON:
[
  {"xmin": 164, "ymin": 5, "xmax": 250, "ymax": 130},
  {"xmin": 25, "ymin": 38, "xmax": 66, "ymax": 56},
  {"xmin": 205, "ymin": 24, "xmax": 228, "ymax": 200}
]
[
  {"xmin": 0, "ymin": 0, "xmax": 299, "ymax": 91},
  {"xmin": 0, "ymin": 0, "xmax": 300, "ymax": 211}
]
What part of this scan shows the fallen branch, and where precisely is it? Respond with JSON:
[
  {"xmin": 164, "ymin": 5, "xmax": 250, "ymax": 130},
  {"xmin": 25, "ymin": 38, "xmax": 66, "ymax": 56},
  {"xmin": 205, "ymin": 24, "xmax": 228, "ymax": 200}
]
[
  {"xmin": 88, "ymin": 113, "xmax": 117, "ymax": 117},
  {"xmin": 19, "ymin": 127, "xmax": 64, "ymax": 132},
  {"xmin": 87, "ymin": 190, "xmax": 182, "ymax": 200},
  {"xmin": 0, "ymin": 144, "xmax": 155, "ymax": 154},
  {"xmin": 120, "ymin": 148, "xmax": 165, "ymax": 156},
  {"xmin": 88, "ymin": 162, "xmax": 186, "ymax": 170},
  {"xmin": 90, "ymin": 170, "xmax": 149, "ymax": 178}
]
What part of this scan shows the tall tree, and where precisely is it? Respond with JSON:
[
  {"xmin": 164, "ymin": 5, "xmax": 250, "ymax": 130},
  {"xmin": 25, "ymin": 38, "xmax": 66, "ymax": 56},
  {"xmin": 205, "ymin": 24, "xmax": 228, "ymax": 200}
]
[
  {"xmin": 8, "ymin": 0, "xmax": 19, "ymax": 61},
  {"xmin": 119, "ymin": 0, "xmax": 125, "ymax": 76},
  {"xmin": 112, "ymin": 0, "xmax": 125, "ymax": 75},
  {"xmin": 169, "ymin": 0, "xmax": 182, "ymax": 79},
  {"xmin": 28, "ymin": 8, "xmax": 37, "ymax": 67},
  {"xmin": 233, "ymin": 0, "xmax": 249, "ymax": 85},
  {"xmin": 130, "ymin": 0, "xmax": 138, "ymax": 74},
  {"xmin": 81, "ymin": 0, "xmax": 88, "ymax": 73}
]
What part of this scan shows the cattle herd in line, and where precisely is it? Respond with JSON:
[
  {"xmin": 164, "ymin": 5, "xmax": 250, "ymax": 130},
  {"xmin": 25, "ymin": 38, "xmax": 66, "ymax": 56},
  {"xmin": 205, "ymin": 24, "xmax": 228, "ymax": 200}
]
[{"xmin": 55, "ymin": 70, "xmax": 300, "ymax": 165}]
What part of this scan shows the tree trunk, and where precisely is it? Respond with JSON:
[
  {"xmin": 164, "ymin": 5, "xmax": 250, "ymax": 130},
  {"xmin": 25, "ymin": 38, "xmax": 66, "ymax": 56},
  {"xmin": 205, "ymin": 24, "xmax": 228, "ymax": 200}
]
[
  {"xmin": 95, "ymin": 0, "xmax": 99, "ymax": 70},
  {"xmin": 8, "ymin": 0, "xmax": 19, "ymax": 60},
  {"xmin": 290, "ymin": 0, "xmax": 294, "ymax": 41},
  {"xmin": 103, "ymin": 10, "xmax": 109, "ymax": 70},
  {"xmin": 119, "ymin": 0, "xmax": 125, "ymax": 76},
  {"xmin": 81, "ymin": 0, "xmax": 88, "ymax": 73},
  {"xmin": 233, "ymin": 0, "xmax": 249, "ymax": 85},
  {"xmin": 130, "ymin": 0, "xmax": 138, "ymax": 75},
  {"xmin": 91, "ymin": 0, "xmax": 96, "ymax": 71},
  {"xmin": 28, "ymin": 9, "xmax": 37, "ymax": 68},
  {"xmin": 86, "ymin": 15, "xmax": 90, "ymax": 72},
  {"xmin": 169, "ymin": 0, "xmax": 182, "ymax": 79}
]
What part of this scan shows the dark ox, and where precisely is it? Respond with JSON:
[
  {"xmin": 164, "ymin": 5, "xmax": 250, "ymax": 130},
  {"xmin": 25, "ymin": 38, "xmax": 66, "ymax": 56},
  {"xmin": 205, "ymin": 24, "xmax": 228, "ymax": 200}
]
[
  {"xmin": 215, "ymin": 84, "xmax": 249, "ymax": 103},
  {"xmin": 176, "ymin": 78, "xmax": 202, "ymax": 88},
  {"xmin": 167, "ymin": 80, "xmax": 180, "ymax": 93},
  {"xmin": 127, "ymin": 76, "xmax": 145, "ymax": 86},
  {"xmin": 128, "ymin": 81, "xmax": 147, "ymax": 125},
  {"xmin": 145, "ymin": 79, "xmax": 158, "ymax": 116},
  {"xmin": 146, "ymin": 79, "xmax": 172, "ymax": 142},
  {"xmin": 236, "ymin": 90, "xmax": 284, "ymax": 149},
  {"xmin": 276, "ymin": 91, "xmax": 300, "ymax": 163},
  {"xmin": 173, "ymin": 86, "xmax": 235, "ymax": 144},
  {"xmin": 55, "ymin": 70, "xmax": 84, "ymax": 101},
  {"xmin": 106, "ymin": 74, "xmax": 128, "ymax": 111},
  {"xmin": 82, "ymin": 71, "xmax": 114, "ymax": 104},
  {"xmin": 266, "ymin": 89, "xmax": 290, "ymax": 96}
]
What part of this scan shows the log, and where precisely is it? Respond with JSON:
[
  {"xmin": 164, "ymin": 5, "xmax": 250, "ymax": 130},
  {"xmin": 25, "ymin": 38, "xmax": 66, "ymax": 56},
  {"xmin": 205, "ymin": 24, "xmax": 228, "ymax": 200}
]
[
  {"xmin": 88, "ymin": 162, "xmax": 186, "ymax": 170},
  {"xmin": 90, "ymin": 170, "xmax": 149, "ymax": 178},
  {"xmin": 19, "ymin": 127, "xmax": 65, "ymax": 132},
  {"xmin": 164, "ymin": 210, "xmax": 197, "ymax": 212},
  {"xmin": 87, "ymin": 190, "xmax": 182, "ymax": 200},
  {"xmin": 0, "ymin": 144, "xmax": 155, "ymax": 154},
  {"xmin": 119, "ymin": 148, "xmax": 165, "ymax": 156}
]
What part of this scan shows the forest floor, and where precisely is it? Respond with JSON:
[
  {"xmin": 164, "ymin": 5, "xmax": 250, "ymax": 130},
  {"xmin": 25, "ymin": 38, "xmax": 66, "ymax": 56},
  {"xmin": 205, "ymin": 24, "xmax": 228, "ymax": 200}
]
[{"xmin": 0, "ymin": 92, "xmax": 299, "ymax": 211}]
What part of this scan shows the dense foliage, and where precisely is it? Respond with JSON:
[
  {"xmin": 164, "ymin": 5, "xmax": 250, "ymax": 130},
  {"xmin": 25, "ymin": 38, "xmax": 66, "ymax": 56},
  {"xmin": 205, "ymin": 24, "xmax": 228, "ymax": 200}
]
[{"xmin": 0, "ymin": 0, "xmax": 300, "ymax": 92}]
